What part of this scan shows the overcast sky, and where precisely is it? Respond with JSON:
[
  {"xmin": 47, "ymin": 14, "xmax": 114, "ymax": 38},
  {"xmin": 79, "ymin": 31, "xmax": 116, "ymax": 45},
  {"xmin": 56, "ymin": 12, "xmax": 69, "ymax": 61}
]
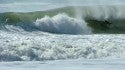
[{"xmin": 0, "ymin": 0, "xmax": 125, "ymax": 4}]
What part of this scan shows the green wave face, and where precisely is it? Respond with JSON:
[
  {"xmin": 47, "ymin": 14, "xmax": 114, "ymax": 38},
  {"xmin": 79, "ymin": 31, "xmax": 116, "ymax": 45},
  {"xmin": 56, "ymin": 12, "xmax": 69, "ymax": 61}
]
[
  {"xmin": 85, "ymin": 19, "xmax": 125, "ymax": 33},
  {"xmin": 0, "ymin": 6, "xmax": 75, "ymax": 24},
  {"xmin": 1, "ymin": 6, "xmax": 125, "ymax": 34}
]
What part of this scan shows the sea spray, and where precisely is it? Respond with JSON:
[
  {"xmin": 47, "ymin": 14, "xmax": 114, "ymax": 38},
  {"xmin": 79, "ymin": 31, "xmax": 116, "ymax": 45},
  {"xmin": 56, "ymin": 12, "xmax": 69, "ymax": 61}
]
[
  {"xmin": 34, "ymin": 13, "xmax": 92, "ymax": 34},
  {"xmin": 1, "ymin": 6, "xmax": 125, "ymax": 33},
  {"xmin": 66, "ymin": 0, "xmax": 92, "ymax": 33}
]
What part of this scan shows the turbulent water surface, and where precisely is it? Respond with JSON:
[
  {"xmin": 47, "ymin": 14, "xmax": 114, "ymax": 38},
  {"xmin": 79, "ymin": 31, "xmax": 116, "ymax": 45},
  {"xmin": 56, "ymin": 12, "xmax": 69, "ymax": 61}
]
[
  {"xmin": 0, "ymin": 27, "xmax": 125, "ymax": 61},
  {"xmin": 0, "ymin": 0, "xmax": 125, "ymax": 70},
  {"xmin": 0, "ymin": 5, "xmax": 125, "ymax": 61}
]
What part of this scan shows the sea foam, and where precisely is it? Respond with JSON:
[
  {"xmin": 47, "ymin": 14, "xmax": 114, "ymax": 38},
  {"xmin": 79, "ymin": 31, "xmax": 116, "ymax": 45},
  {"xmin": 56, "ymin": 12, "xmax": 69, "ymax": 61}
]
[
  {"xmin": 0, "ymin": 30, "xmax": 125, "ymax": 61},
  {"xmin": 33, "ymin": 13, "xmax": 91, "ymax": 34}
]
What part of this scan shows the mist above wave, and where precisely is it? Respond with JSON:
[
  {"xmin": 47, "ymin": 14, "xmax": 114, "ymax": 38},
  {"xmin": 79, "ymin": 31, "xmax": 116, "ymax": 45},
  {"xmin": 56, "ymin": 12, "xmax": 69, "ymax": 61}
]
[{"xmin": 2, "ymin": 6, "xmax": 125, "ymax": 34}]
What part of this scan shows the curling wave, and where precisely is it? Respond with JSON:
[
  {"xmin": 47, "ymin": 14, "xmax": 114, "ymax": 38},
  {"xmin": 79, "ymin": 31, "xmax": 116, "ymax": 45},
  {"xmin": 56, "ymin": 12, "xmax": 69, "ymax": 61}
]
[
  {"xmin": 0, "ymin": 14, "xmax": 92, "ymax": 34},
  {"xmin": 1, "ymin": 6, "xmax": 125, "ymax": 34},
  {"xmin": 33, "ymin": 14, "xmax": 91, "ymax": 34},
  {"xmin": 1, "ymin": 6, "xmax": 125, "ymax": 61}
]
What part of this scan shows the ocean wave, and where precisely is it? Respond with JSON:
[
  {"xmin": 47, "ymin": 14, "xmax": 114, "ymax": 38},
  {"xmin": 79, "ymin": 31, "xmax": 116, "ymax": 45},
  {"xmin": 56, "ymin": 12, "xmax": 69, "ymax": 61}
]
[
  {"xmin": 33, "ymin": 14, "xmax": 91, "ymax": 34},
  {"xmin": 0, "ymin": 13, "xmax": 92, "ymax": 34},
  {"xmin": 1, "ymin": 6, "xmax": 125, "ymax": 34}
]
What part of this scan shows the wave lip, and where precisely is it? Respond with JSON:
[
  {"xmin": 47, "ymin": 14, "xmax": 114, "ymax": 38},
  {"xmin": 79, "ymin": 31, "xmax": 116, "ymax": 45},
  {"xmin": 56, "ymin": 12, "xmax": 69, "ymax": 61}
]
[{"xmin": 33, "ymin": 14, "xmax": 91, "ymax": 34}]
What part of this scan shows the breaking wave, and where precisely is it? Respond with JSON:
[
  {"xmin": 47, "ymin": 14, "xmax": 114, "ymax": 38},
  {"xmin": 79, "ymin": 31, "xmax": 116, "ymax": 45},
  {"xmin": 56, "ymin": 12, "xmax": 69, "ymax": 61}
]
[
  {"xmin": 1, "ymin": 6, "xmax": 125, "ymax": 34},
  {"xmin": 33, "ymin": 14, "xmax": 91, "ymax": 34},
  {"xmin": 1, "ymin": 5, "xmax": 125, "ymax": 61},
  {"xmin": 0, "ymin": 13, "xmax": 92, "ymax": 34}
]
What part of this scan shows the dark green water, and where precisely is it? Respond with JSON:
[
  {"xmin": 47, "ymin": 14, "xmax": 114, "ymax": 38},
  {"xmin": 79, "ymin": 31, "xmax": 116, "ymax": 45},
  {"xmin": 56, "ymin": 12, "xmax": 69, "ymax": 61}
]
[{"xmin": 1, "ymin": 6, "xmax": 125, "ymax": 34}]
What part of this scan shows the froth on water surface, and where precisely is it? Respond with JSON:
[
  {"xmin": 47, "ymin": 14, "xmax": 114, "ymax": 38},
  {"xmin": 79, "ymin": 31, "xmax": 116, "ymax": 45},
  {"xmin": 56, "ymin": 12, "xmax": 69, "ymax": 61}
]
[
  {"xmin": 1, "ymin": 4, "xmax": 125, "ymax": 61},
  {"xmin": 0, "ymin": 29, "xmax": 125, "ymax": 61},
  {"xmin": 34, "ymin": 14, "xmax": 91, "ymax": 34}
]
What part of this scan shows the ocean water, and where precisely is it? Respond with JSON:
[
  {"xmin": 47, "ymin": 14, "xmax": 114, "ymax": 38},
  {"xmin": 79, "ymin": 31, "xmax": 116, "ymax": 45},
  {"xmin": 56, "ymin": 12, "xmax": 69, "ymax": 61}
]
[
  {"xmin": 0, "ymin": 0, "xmax": 125, "ymax": 70},
  {"xmin": 0, "ymin": 59, "xmax": 125, "ymax": 70},
  {"xmin": 1, "ymin": 29, "xmax": 125, "ymax": 61}
]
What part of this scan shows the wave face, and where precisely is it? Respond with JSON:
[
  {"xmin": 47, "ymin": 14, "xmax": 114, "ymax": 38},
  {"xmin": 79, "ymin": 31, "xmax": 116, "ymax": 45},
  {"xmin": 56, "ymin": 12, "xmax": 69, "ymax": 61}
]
[
  {"xmin": 0, "ymin": 14, "xmax": 92, "ymax": 34},
  {"xmin": 1, "ymin": 6, "xmax": 125, "ymax": 34}
]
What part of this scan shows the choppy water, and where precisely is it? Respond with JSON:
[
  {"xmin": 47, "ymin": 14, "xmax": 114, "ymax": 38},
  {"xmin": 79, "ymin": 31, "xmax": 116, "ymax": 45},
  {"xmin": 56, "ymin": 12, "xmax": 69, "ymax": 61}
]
[
  {"xmin": 0, "ymin": 27, "xmax": 125, "ymax": 61},
  {"xmin": 1, "ymin": 0, "xmax": 125, "ymax": 62}
]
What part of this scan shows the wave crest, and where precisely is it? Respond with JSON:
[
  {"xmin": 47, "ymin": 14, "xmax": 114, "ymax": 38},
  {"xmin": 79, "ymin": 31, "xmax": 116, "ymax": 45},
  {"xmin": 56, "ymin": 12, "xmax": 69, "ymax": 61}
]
[{"xmin": 33, "ymin": 14, "xmax": 91, "ymax": 34}]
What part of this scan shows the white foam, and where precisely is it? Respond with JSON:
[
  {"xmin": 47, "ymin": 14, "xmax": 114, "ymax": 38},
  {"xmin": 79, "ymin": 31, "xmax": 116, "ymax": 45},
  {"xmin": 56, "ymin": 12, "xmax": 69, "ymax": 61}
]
[
  {"xmin": 0, "ymin": 29, "xmax": 125, "ymax": 61},
  {"xmin": 34, "ymin": 13, "xmax": 91, "ymax": 34}
]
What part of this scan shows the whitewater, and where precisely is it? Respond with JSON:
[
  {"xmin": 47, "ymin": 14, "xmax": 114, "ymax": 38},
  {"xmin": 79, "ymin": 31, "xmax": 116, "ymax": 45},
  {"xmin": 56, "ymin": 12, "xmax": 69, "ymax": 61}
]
[
  {"xmin": 0, "ymin": 14, "xmax": 125, "ymax": 61},
  {"xmin": 1, "ymin": 0, "xmax": 125, "ymax": 70},
  {"xmin": 0, "ymin": 14, "xmax": 125, "ymax": 70},
  {"xmin": 1, "ymin": 28, "xmax": 125, "ymax": 61}
]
